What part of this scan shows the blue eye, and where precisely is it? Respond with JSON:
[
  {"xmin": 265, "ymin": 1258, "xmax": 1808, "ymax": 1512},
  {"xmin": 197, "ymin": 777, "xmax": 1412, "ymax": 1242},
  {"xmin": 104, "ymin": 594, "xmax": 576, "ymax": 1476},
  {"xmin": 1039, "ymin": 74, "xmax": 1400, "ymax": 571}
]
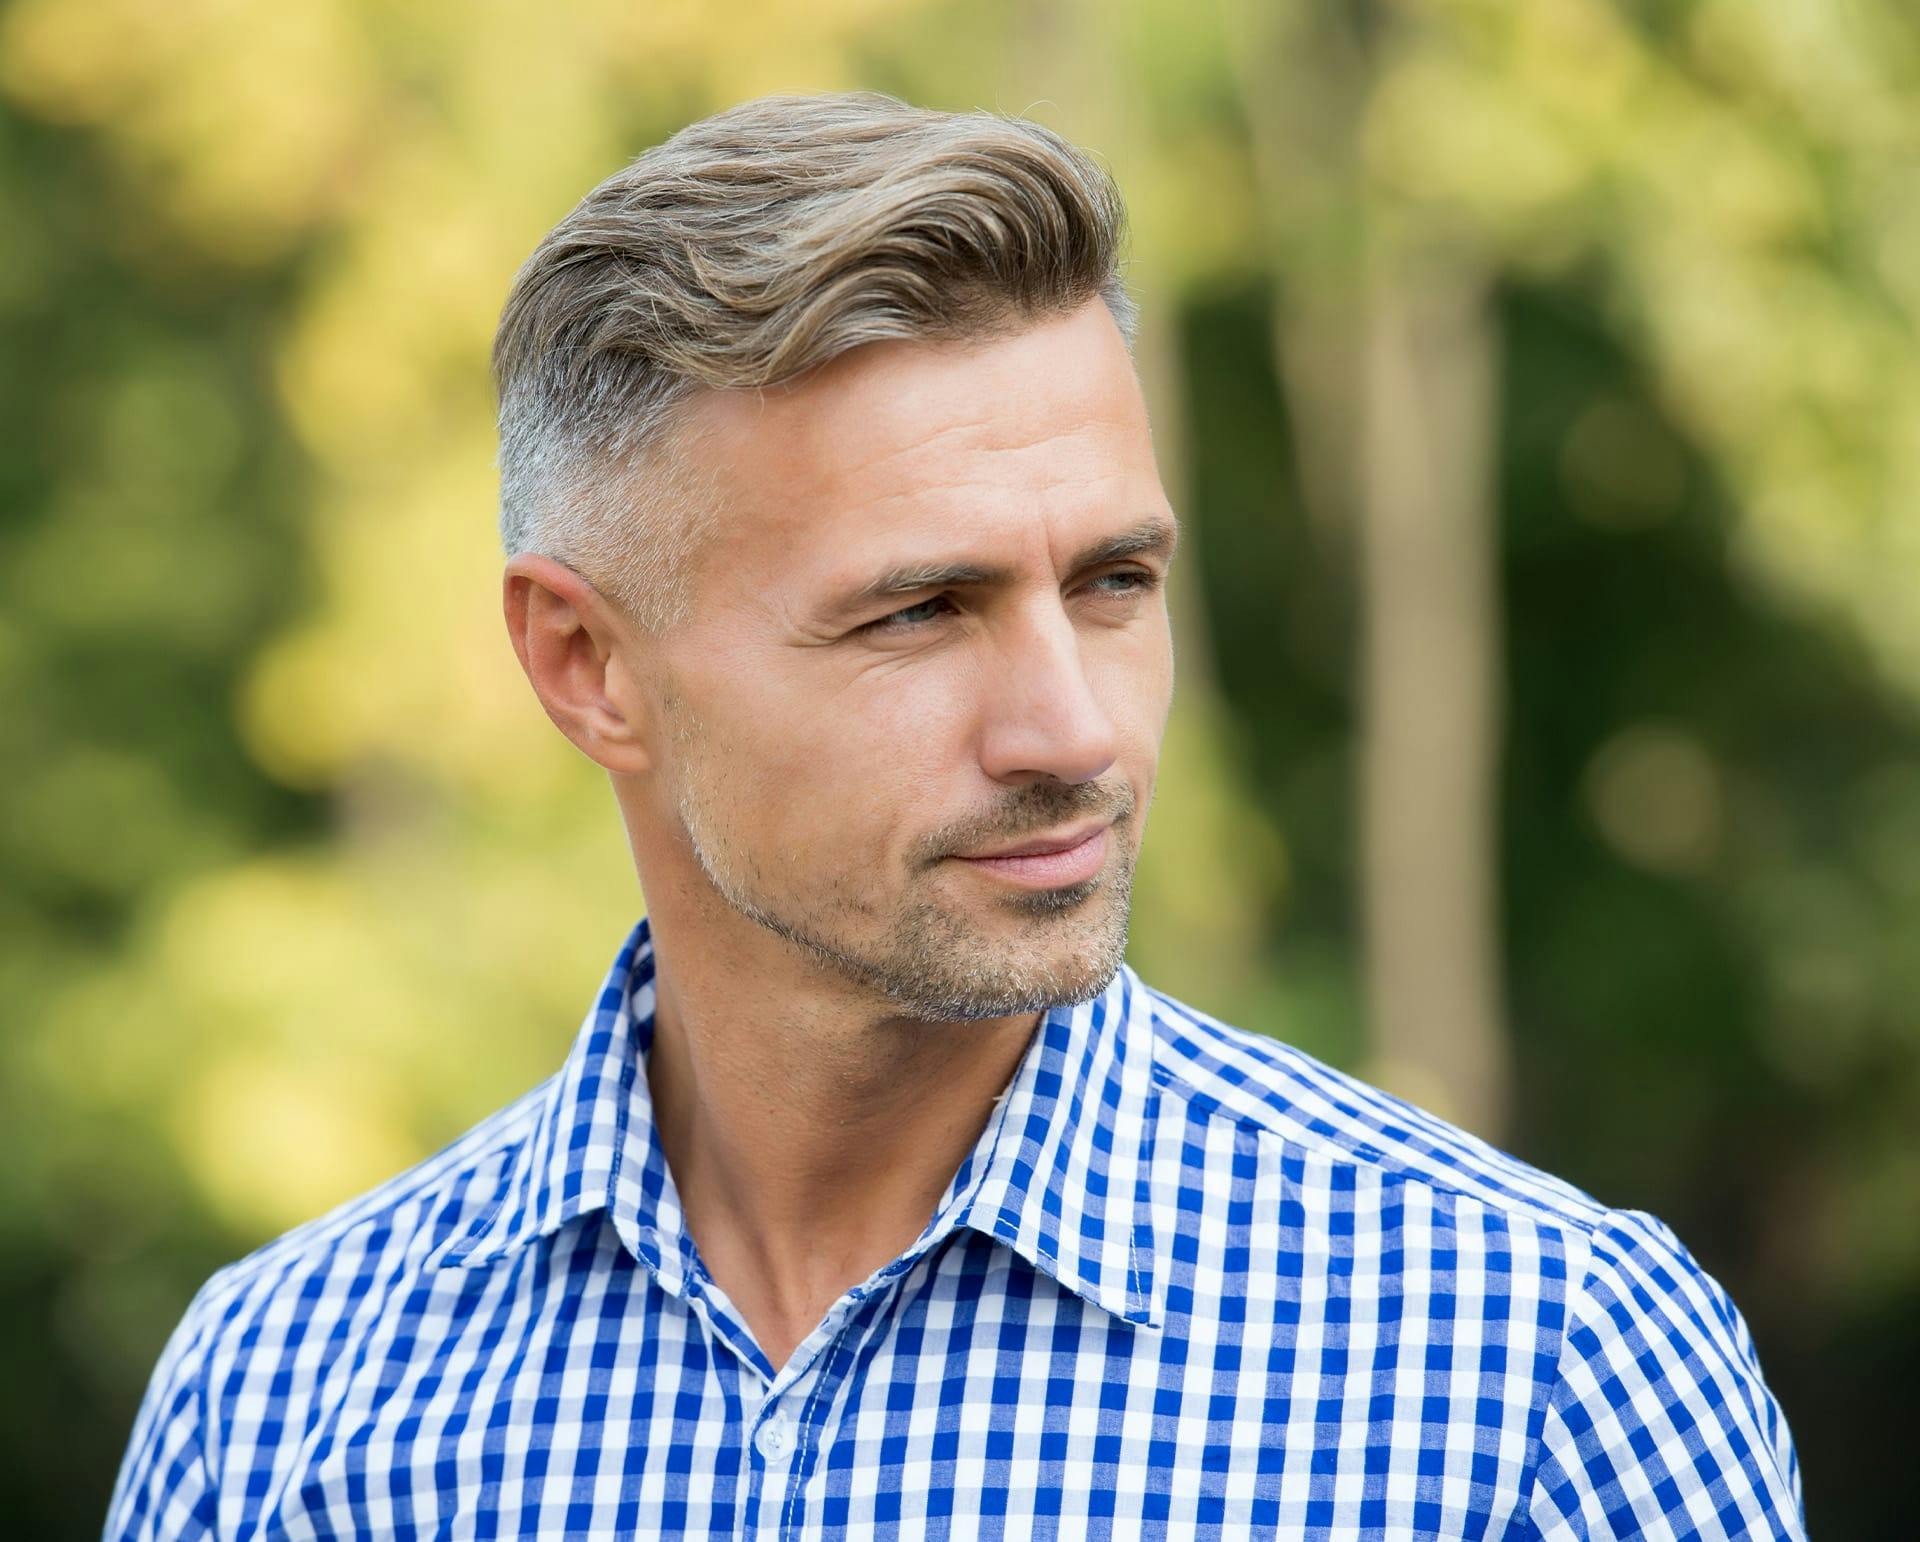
[
  {"xmin": 861, "ymin": 595, "xmax": 956, "ymax": 634},
  {"xmin": 858, "ymin": 569, "xmax": 1161, "ymax": 636}
]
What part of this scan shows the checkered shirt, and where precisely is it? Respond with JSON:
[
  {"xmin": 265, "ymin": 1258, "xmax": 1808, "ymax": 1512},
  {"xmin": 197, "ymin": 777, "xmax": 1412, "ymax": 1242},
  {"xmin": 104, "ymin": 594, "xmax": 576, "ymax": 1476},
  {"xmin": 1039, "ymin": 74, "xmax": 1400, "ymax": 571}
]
[{"xmin": 107, "ymin": 913, "xmax": 1806, "ymax": 1538}]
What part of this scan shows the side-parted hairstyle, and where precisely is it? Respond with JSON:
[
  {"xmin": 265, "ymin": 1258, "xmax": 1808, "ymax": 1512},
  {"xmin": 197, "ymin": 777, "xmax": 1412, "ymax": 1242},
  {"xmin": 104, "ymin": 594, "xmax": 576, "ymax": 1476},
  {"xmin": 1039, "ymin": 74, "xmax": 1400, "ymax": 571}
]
[{"xmin": 492, "ymin": 90, "xmax": 1137, "ymax": 633}]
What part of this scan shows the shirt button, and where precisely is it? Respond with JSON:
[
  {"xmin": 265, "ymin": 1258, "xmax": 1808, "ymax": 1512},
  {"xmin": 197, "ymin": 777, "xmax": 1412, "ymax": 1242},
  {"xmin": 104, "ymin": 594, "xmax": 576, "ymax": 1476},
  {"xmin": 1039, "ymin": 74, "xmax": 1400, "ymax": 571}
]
[{"xmin": 756, "ymin": 1411, "xmax": 792, "ymax": 1460}]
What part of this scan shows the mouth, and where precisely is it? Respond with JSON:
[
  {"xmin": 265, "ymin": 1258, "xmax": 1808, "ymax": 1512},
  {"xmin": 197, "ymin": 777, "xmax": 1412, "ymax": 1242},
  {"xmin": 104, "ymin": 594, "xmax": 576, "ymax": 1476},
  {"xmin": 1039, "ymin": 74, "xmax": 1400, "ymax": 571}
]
[{"xmin": 948, "ymin": 821, "xmax": 1112, "ymax": 889}]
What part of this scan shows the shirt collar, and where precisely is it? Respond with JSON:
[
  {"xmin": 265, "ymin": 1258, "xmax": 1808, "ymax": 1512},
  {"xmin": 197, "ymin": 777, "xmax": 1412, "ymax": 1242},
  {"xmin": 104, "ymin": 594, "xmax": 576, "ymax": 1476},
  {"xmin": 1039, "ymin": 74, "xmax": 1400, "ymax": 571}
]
[{"xmin": 435, "ymin": 914, "xmax": 1165, "ymax": 1331}]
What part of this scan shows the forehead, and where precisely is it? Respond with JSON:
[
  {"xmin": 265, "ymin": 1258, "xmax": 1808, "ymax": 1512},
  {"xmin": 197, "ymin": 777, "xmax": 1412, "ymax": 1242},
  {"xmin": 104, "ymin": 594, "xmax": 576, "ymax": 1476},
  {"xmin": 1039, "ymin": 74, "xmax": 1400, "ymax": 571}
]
[{"xmin": 679, "ymin": 300, "xmax": 1163, "ymax": 597}]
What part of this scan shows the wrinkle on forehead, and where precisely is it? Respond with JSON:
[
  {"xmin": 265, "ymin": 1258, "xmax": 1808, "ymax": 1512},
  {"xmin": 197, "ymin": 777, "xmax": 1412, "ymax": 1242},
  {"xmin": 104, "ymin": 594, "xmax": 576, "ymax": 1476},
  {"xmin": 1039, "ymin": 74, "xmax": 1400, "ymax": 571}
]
[{"xmin": 676, "ymin": 300, "xmax": 1158, "ymax": 604}]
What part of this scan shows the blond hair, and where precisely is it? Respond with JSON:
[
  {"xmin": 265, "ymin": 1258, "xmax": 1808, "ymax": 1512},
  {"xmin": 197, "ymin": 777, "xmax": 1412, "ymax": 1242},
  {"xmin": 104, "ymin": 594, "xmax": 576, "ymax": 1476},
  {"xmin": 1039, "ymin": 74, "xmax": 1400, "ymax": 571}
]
[{"xmin": 493, "ymin": 90, "xmax": 1137, "ymax": 632}]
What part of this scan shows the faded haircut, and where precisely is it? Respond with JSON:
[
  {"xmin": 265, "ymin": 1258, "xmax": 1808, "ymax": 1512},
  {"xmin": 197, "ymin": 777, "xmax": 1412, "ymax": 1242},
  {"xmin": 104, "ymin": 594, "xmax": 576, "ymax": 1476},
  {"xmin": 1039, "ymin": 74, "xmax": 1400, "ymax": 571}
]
[{"xmin": 492, "ymin": 90, "xmax": 1138, "ymax": 633}]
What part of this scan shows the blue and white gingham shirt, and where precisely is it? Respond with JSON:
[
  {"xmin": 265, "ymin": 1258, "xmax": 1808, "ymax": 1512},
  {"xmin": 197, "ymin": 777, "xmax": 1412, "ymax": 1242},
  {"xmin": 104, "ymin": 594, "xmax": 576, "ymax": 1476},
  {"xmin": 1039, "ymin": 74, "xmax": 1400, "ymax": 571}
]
[{"xmin": 108, "ymin": 913, "xmax": 1806, "ymax": 1539}]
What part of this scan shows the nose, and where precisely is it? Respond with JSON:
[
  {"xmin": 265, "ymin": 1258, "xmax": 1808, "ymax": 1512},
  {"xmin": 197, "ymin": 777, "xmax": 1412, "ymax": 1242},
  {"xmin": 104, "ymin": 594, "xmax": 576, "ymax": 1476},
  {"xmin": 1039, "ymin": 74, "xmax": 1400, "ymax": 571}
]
[{"xmin": 976, "ymin": 600, "xmax": 1120, "ymax": 787}]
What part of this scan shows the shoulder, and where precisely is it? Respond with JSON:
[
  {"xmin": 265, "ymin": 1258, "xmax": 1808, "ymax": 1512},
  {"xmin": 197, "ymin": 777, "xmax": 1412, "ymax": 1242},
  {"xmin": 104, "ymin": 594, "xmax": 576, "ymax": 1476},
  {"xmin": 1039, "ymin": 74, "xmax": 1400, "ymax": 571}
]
[
  {"xmin": 1135, "ymin": 977, "xmax": 1612, "ymax": 1238},
  {"xmin": 1532, "ymin": 1202, "xmax": 1807, "ymax": 1534},
  {"xmin": 154, "ymin": 1079, "xmax": 546, "ymax": 1397},
  {"xmin": 104, "ymin": 1081, "xmax": 551, "ymax": 1539},
  {"xmin": 1132, "ymin": 977, "xmax": 1807, "ymax": 1537},
  {"xmin": 199, "ymin": 1075, "xmax": 549, "ymax": 1316}
]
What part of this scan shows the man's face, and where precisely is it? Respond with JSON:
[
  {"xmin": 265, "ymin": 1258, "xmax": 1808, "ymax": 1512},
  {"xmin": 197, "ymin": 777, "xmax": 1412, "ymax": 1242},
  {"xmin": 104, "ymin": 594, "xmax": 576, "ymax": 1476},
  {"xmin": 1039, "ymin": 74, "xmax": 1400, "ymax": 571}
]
[{"xmin": 644, "ymin": 297, "xmax": 1177, "ymax": 1021}]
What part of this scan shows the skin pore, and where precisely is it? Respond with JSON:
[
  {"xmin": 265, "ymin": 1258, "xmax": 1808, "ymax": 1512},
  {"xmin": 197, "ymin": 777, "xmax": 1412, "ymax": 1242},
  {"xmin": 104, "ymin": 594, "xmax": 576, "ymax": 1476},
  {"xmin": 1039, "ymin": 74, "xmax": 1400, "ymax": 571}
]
[{"xmin": 501, "ymin": 296, "xmax": 1178, "ymax": 1376}]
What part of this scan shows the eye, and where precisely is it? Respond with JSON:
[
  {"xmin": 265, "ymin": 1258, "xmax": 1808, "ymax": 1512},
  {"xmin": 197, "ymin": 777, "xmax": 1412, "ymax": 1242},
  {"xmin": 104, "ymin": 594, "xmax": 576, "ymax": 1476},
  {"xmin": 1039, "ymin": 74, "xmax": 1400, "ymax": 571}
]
[
  {"xmin": 859, "ymin": 595, "xmax": 957, "ymax": 634},
  {"xmin": 1090, "ymin": 569, "xmax": 1160, "ymax": 598},
  {"xmin": 855, "ymin": 569, "xmax": 1161, "ymax": 637}
]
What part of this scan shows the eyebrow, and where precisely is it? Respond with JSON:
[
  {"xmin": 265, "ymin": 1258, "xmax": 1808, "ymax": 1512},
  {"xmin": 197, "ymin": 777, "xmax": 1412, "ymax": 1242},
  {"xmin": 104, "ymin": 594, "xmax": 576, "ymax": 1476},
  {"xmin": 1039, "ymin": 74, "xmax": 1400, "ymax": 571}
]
[{"xmin": 823, "ymin": 514, "xmax": 1181, "ymax": 622}]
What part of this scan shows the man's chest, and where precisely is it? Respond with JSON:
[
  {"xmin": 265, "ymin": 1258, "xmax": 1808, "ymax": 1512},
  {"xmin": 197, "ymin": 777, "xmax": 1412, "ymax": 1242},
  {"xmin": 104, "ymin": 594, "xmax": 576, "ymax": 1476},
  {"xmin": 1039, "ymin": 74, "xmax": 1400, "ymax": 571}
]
[{"xmin": 230, "ymin": 1231, "xmax": 1551, "ymax": 1540}]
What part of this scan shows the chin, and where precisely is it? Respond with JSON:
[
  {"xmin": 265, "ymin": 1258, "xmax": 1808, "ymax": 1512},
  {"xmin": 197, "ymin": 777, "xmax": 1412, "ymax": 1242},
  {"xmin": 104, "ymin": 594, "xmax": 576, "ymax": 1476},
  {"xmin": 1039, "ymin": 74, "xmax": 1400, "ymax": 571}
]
[{"xmin": 861, "ymin": 903, "xmax": 1129, "ymax": 1023}]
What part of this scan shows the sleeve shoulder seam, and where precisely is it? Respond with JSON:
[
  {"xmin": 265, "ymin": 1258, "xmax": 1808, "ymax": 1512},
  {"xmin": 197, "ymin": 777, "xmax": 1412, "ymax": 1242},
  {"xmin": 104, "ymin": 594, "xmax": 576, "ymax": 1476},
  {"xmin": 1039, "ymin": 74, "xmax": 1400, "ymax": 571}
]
[{"xmin": 1512, "ymin": 1214, "xmax": 1601, "ymax": 1531}]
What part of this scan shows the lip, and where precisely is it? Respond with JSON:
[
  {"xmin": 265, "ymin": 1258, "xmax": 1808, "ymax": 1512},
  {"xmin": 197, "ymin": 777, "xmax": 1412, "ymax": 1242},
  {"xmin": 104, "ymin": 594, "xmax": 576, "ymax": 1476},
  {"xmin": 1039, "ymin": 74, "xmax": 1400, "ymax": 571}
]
[
  {"xmin": 959, "ymin": 820, "xmax": 1113, "ymax": 861},
  {"xmin": 949, "ymin": 821, "xmax": 1112, "ymax": 888}
]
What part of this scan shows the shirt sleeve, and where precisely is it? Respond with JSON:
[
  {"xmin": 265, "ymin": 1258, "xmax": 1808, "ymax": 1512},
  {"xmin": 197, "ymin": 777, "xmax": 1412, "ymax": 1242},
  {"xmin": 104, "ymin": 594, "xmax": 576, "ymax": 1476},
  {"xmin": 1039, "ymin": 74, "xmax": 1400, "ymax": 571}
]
[
  {"xmin": 1524, "ymin": 1207, "xmax": 1806, "ymax": 1540},
  {"xmin": 102, "ymin": 1275, "xmax": 224, "ymax": 1542}
]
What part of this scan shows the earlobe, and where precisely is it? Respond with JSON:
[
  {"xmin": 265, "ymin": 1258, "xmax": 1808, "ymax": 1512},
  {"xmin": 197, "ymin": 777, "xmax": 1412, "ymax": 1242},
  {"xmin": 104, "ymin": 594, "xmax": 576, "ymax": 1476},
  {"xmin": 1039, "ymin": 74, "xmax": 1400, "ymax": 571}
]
[{"xmin": 502, "ymin": 555, "xmax": 656, "ymax": 775}]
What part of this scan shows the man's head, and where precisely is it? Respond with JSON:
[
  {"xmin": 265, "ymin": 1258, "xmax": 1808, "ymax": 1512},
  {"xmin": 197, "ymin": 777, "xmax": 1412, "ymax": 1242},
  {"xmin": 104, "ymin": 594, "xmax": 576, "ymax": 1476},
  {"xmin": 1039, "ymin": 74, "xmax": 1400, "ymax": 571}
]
[{"xmin": 498, "ymin": 91, "xmax": 1178, "ymax": 1022}]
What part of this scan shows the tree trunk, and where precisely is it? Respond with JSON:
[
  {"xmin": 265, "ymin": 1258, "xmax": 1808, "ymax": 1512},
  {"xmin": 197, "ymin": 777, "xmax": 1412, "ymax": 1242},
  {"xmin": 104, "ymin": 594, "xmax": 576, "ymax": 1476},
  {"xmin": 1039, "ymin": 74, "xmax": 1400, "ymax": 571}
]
[{"xmin": 1355, "ymin": 248, "xmax": 1510, "ymax": 1143}]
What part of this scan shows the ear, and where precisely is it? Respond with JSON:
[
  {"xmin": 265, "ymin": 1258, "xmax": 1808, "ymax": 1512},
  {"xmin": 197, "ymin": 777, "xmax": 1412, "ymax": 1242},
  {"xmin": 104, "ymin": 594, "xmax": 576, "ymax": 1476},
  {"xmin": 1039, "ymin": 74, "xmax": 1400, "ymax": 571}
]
[{"xmin": 502, "ymin": 553, "xmax": 656, "ymax": 775}]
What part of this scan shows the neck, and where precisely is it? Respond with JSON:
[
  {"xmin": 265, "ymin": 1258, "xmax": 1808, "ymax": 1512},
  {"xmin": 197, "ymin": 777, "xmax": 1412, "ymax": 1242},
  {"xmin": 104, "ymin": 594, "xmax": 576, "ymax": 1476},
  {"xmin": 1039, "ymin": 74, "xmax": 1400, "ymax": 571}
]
[{"xmin": 641, "ymin": 913, "xmax": 1041, "ymax": 1376}]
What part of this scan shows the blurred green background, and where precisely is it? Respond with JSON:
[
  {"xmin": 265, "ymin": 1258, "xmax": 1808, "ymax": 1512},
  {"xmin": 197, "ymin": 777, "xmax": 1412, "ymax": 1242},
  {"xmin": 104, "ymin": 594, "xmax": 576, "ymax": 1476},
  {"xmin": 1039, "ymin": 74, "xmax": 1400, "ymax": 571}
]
[{"xmin": 3, "ymin": 0, "xmax": 1915, "ymax": 1535}]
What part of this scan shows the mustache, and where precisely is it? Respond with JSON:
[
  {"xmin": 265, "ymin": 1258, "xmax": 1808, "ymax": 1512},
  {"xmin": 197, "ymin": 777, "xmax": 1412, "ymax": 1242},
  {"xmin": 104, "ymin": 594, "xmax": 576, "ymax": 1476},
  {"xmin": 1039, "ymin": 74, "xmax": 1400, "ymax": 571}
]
[{"xmin": 925, "ymin": 782, "xmax": 1136, "ymax": 863}]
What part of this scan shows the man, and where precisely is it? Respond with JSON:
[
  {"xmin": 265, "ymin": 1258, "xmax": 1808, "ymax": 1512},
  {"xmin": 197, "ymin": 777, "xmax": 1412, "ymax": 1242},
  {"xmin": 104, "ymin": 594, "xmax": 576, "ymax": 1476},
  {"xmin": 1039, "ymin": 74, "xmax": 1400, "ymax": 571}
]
[{"xmin": 107, "ymin": 91, "xmax": 1805, "ymax": 1540}]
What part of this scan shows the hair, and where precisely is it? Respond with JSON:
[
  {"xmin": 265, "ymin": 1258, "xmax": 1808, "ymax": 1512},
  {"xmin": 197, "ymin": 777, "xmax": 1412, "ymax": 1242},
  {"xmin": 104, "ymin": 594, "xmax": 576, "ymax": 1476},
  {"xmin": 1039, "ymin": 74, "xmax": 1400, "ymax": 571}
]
[{"xmin": 492, "ymin": 90, "xmax": 1138, "ymax": 633}]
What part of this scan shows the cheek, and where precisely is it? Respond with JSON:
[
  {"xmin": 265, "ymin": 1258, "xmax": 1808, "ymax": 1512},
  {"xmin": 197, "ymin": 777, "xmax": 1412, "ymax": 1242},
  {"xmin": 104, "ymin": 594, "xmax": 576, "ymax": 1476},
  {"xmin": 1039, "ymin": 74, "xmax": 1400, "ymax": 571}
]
[
  {"xmin": 1092, "ymin": 622, "xmax": 1175, "ymax": 734},
  {"xmin": 814, "ymin": 650, "xmax": 984, "ymax": 751},
  {"xmin": 708, "ymin": 660, "xmax": 979, "ymax": 833}
]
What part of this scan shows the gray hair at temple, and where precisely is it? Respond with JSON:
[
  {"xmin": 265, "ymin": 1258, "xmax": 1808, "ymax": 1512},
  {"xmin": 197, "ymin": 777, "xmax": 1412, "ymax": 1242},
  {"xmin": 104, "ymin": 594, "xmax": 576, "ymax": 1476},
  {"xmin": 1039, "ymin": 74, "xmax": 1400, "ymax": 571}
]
[{"xmin": 491, "ymin": 90, "xmax": 1138, "ymax": 634}]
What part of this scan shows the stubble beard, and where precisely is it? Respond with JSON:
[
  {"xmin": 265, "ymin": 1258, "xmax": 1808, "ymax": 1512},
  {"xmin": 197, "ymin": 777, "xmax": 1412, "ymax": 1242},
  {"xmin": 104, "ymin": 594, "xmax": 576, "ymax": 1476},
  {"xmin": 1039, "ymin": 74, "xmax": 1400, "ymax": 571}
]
[{"xmin": 665, "ymin": 696, "xmax": 1136, "ymax": 1022}]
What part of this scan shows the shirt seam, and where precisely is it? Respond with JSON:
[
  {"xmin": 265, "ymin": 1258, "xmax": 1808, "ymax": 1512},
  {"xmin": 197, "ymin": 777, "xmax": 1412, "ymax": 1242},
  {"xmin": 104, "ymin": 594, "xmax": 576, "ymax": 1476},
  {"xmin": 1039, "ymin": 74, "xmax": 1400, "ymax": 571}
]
[
  {"xmin": 1125, "ymin": 1076, "xmax": 1160, "ymax": 1315},
  {"xmin": 186, "ymin": 1277, "xmax": 226, "ymax": 1525},
  {"xmin": 780, "ymin": 1329, "xmax": 852, "ymax": 1537},
  {"xmin": 220, "ymin": 1090, "xmax": 551, "ymax": 1285},
  {"xmin": 604, "ymin": 1012, "xmax": 639, "ymax": 1259},
  {"xmin": 1510, "ymin": 1219, "xmax": 1597, "ymax": 1534},
  {"xmin": 1145, "ymin": 1057, "xmax": 1609, "ymax": 1243},
  {"xmin": 432, "ymin": 1137, "xmax": 530, "ymax": 1266}
]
